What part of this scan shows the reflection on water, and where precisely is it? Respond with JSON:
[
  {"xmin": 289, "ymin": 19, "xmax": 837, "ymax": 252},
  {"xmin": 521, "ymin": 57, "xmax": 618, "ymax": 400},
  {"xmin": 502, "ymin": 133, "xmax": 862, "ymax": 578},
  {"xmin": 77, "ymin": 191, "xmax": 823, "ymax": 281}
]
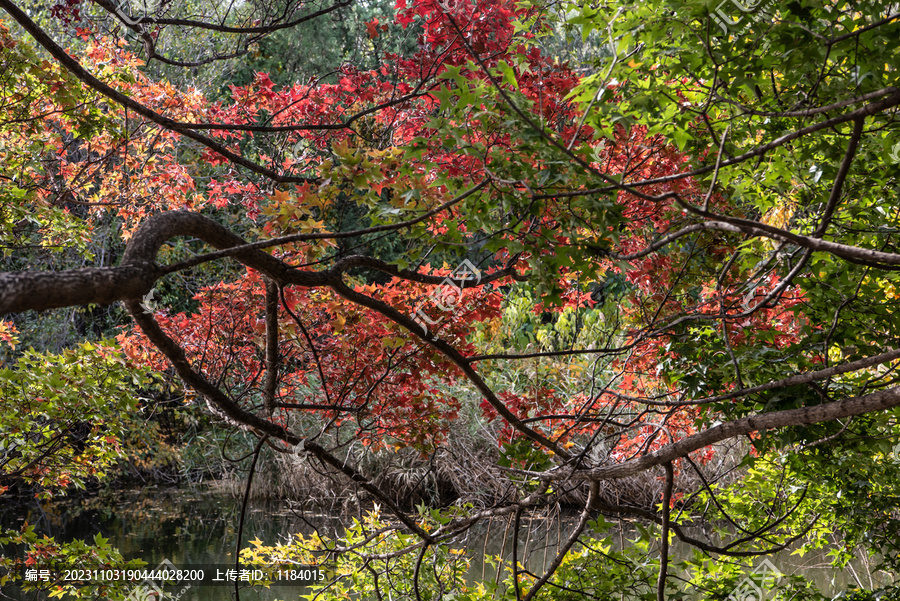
[
  {"xmin": 1, "ymin": 486, "xmax": 338, "ymax": 601},
  {"xmin": 1, "ymin": 487, "xmax": 895, "ymax": 600},
  {"xmin": 469, "ymin": 511, "xmax": 895, "ymax": 594}
]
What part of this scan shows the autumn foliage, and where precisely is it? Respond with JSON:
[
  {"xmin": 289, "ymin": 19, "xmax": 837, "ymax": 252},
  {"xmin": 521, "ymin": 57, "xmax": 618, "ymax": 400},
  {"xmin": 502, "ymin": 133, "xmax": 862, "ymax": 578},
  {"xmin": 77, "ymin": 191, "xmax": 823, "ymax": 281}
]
[{"xmin": 0, "ymin": 0, "xmax": 815, "ymax": 470}]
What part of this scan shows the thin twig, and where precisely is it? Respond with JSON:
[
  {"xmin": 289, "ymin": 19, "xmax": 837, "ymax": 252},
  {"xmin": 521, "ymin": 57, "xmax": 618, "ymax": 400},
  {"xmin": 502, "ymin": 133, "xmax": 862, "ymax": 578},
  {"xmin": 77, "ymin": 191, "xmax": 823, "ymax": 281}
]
[
  {"xmin": 657, "ymin": 462, "xmax": 674, "ymax": 601},
  {"xmin": 235, "ymin": 435, "xmax": 268, "ymax": 601}
]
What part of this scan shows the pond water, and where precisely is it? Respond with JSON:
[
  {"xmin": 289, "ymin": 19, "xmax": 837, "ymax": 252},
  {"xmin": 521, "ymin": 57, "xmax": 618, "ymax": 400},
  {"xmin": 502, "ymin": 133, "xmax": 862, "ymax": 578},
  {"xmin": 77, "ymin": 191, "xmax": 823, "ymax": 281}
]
[
  {"xmin": 1, "ymin": 487, "xmax": 324, "ymax": 601},
  {"xmin": 1, "ymin": 486, "xmax": 895, "ymax": 600}
]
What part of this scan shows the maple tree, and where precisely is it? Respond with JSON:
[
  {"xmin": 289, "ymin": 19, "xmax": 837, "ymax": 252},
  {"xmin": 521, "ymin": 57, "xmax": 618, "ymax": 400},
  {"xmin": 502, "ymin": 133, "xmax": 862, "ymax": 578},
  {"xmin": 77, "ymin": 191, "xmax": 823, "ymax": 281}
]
[{"xmin": 2, "ymin": 0, "xmax": 900, "ymax": 599}]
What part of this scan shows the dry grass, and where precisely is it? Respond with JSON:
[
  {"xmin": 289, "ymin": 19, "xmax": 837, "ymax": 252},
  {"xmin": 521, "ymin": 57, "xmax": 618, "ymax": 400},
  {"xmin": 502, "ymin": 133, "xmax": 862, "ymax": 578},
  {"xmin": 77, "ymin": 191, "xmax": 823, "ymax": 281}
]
[{"xmin": 213, "ymin": 405, "xmax": 749, "ymax": 517}]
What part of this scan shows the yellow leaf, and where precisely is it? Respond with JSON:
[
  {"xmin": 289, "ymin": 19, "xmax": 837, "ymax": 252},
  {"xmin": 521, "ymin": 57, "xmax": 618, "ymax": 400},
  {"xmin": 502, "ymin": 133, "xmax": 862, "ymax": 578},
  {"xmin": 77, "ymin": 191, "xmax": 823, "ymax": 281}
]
[{"xmin": 271, "ymin": 189, "xmax": 292, "ymax": 205}]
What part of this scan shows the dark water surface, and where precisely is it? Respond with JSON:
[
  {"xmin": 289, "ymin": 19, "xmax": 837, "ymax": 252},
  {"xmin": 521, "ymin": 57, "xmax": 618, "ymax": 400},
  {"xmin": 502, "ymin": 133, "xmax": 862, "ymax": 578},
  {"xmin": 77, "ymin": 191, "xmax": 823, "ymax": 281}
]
[
  {"xmin": 1, "ymin": 486, "xmax": 896, "ymax": 600},
  {"xmin": 1, "ymin": 486, "xmax": 331, "ymax": 600}
]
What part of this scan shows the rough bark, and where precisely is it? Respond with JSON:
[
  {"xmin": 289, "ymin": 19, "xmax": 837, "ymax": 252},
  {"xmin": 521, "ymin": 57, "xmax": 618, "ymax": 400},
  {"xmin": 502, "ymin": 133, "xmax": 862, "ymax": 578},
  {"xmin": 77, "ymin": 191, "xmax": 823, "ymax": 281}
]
[{"xmin": 0, "ymin": 264, "xmax": 160, "ymax": 314}]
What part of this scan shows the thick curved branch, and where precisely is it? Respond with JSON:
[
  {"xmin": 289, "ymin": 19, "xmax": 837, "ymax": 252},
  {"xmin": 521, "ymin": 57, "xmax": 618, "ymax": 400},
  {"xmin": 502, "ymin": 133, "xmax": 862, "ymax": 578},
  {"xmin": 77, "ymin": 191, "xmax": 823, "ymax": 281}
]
[
  {"xmin": 0, "ymin": 211, "xmax": 552, "ymax": 462},
  {"xmin": 687, "ymin": 219, "xmax": 900, "ymax": 270},
  {"xmin": 122, "ymin": 211, "xmax": 330, "ymax": 285},
  {"xmin": 161, "ymin": 180, "xmax": 490, "ymax": 275},
  {"xmin": 125, "ymin": 296, "xmax": 433, "ymax": 541},
  {"xmin": 600, "ymin": 222, "xmax": 738, "ymax": 261},
  {"xmin": 0, "ymin": 264, "xmax": 160, "ymax": 315},
  {"xmin": 0, "ymin": 211, "xmax": 331, "ymax": 315},
  {"xmin": 541, "ymin": 385, "xmax": 900, "ymax": 481}
]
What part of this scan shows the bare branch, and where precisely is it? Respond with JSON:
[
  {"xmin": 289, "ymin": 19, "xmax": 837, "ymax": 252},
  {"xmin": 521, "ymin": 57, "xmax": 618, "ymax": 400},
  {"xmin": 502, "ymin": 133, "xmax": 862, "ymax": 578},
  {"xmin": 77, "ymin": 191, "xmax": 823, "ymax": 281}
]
[
  {"xmin": 521, "ymin": 481, "xmax": 598, "ymax": 601},
  {"xmin": 263, "ymin": 279, "xmax": 279, "ymax": 416},
  {"xmin": 539, "ymin": 385, "xmax": 900, "ymax": 481},
  {"xmin": 657, "ymin": 462, "xmax": 673, "ymax": 601}
]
